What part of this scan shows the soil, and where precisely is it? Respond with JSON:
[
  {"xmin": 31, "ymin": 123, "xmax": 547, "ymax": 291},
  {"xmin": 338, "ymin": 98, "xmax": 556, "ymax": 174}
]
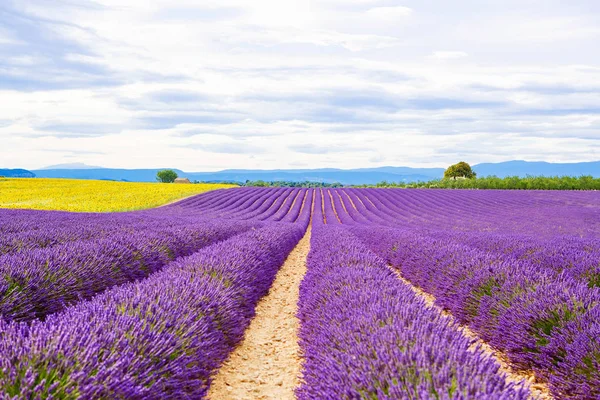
[{"xmin": 208, "ymin": 228, "xmax": 311, "ymax": 400}]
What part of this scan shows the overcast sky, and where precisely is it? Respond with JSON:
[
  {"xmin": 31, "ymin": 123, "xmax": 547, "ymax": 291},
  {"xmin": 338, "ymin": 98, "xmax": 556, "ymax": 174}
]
[{"xmin": 1, "ymin": 0, "xmax": 599, "ymax": 171}]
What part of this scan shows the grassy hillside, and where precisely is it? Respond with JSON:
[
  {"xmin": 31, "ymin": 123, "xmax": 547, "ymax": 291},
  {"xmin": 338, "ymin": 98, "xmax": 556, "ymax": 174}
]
[{"xmin": 0, "ymin": 178, "xmax": 236, "ymax": 212}]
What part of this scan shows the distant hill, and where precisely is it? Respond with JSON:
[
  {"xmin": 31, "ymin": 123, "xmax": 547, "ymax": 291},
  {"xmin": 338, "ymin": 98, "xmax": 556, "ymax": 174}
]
[
  {"xmin": 32, "ymin": 168, "xmax": 434, "ymax": 185},
  {"xmin": 473, "ymin": 160, "xmax": 600, "ymax": 178},
  {"xmin": 34, "ymin": 168, "xmax": 185, "ymax": 182},
  {"xmin": 30, "ymin": 161, "xmax": 600, "ymax": 184},
  {"xmin": 40, "ymin": 162, "xmax": 104, "ymax": 170},
  {"xmin": 0, "ymin": 168, "xmax": 35, "ymax": 178},
  {"xmin": 187, "ymin": 170, "xmax": 437, "ymax": 185}
]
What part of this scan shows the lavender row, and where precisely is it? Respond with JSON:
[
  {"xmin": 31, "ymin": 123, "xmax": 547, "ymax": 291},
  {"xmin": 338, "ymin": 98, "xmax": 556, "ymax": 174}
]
[
  {"xmin": 163, "ymin": 187, "xmax": 266, "ymax": 215},
  {"xmin": 428, "ymin": 230, "xmax": 600, "ymax": 289},
  {"xmin": 266, "ymin": 188, "xmax": 303, "ymax": 221},
  {"xmin": 0, "ymin": 220, "xmax": 254, "ymax": 322},
  {"xmin": 281, "ymin": 189, "xmax": 310, "ymax": 223},
  {"xmin": 0, "ymin": 216, "xmax": 123, "ymax": 259},
  {"xmin": 0, "ymin": 188, "xmax": 287, "ymax": 247},
  {"xmin": 297, "ymin": 224, "xmax": 530, "ymax": 399},
  {"xmin": 0, "ymin": 210, "xmax": 224, "ymax": 255},
  {"xmin": 0, "ymin": 223, "xmax": 304, "ymax": 399},
  {"xmin": 0, "ymin": 209, "xmax": 141, "ymax": 236},
  {"xmin": 351, "ymin": 226, "xmax": 600, "ymax": 399},
  {"xmin": 165, "ymin": 187, "xmax": 282, "ymax": 219},
  {"xmin": 0, "ymin": 188, "xmax": 310, "ymax": 323},
  {"xmin": 189, "ymin": 187, "xmax": 276, "ymax": 219},
  {"xmin": 321, "ymin": 188, "xmax": 600, "ymax": 288},
  {"xmin": 166, "ymin": 187, "xmax": 310, "ymax": 224},
  {"xmin": 316, "ymin": 188, "xmax": 600, "ymax": 237},
  {"xmin": 167, "ymin": 188, "xmax": 314, "ymax": 224}
]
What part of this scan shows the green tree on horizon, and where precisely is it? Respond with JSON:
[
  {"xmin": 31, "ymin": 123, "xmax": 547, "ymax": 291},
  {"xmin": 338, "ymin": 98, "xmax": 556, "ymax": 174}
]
[
  {"xmin": 156, "ymin": 169, "xmax": 178, "ymax": 183},
  {"xmin": 444, "ymin": 161, "xmax": 477, "ymax": 180}
]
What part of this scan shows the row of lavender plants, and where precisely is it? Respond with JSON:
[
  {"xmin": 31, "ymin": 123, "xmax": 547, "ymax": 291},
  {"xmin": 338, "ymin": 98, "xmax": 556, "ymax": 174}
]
[
  {"xmin": 167, "ymin": 187, "xmax": 312, "ymax": 224},
  {"xmin": 317, "ymin": 188, "xmax": 600, "ymax": 237},
  {"xmin": 2, "ymin": 185, "xmax": 596, "ymax": 397},
  {"xmin": 0, "ymin": 219, "xmax": 255, "ymax": 322},
  {"xmin": 297, "ymin": 223, "xmax": 531, "ymax": 399},
  {"xmin": 428, "ymin": 230, "xmax": 600, "ymax": 289},
  {"xmin": 311, "ymin": 188, "xmax": 600, "ymax": 397},
  {"xmin": 165, "ymin": 187, "xmax": 284, "ymax": 219},
  {"xmin": 0, "ymin": 187, "xmax": 303, "ymax": 257},
  {"xmin": 0, "ymin": 187, "xmax": 314, "ymax": 323},
  {"xmin": 326, "ymin": 187, "xmax": 600, "ymax": 288},
  {"xmin": 350, "ymin": 225, "xmax": 599, "ymax": 399},
  {"xmin": 0, "ymin": 206, "xmax": 256, "ymax": 256},
  {"xmin": 0, "ymin": 222, "xmax": 305, "ymax": 399}
]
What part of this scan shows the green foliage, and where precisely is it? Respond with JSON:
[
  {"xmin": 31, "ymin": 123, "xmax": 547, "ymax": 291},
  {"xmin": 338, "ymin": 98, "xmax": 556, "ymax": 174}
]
[
  {"xmin": 586, "ymin": 272, "xmax": 600, "ymax": 289},
  {"xmin": 354, "ymin": 175, "xmax": 600, "ymax": 190},
  {"xmin": 531, "ymin": 302, "xmax": 585, "ymax": 349},
  {"xmin": 465, "ymin": 277, "xmax": 500, "ymax": 318},
  {"xmin": 242, "ymin": 180, "xmax": 343, "ymax": 188},
  {"xmin": 199, "ymin": 174, "xmax": 600, "ymax": 190},
  {"xmin": 156, "ymin": 169, "xmax": 178, "ymax": 183},
  {"xmin": 444, "ymin": 161, "xmax": 476, "ymax": 179}
]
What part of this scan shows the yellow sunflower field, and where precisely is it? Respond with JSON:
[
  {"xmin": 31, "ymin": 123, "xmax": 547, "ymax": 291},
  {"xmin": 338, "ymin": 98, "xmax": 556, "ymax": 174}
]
[{"xmin": 0, "ymin": 178, "xmax": 235, "ymax": 212}]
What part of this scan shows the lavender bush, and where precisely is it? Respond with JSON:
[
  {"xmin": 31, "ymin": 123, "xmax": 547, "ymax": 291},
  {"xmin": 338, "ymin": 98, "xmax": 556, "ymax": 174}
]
[
  {"xmin": 1, "ymin": 186, "xmax": 598, "ymax": 398},
  {"xmin": 0, "ymin": 220, "xmax": 253, "ymax": 322},
  {"xmin": 349, "ymin": 225, "xmax": 600, "ymax": 398},
  {"xmin": 0, "ymin": 223, "xmax": 304, "ymax": 399},
  {"xmin": 297, "ymin": 223, "xmax": 530, "ymax": 399}
]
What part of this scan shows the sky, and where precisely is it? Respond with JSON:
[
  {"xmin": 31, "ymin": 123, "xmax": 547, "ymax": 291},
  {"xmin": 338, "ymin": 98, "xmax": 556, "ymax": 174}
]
[{"xmin": 1, "ymin": 0, "xmax": 599, "ymax": 171}]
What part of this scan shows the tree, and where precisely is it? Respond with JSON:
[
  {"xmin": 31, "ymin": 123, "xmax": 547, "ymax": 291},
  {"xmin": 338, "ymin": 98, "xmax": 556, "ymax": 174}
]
[
  {"xmin": 444, "ymin": 161, "xmax": 476, "ymax": 180},
  {"xmin": 156, "ymin": 169, "xmax": 178, "ymax": 183}
]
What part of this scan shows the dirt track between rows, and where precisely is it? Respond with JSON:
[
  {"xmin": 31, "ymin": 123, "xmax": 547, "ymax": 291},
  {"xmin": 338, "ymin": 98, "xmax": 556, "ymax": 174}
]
[{"xmin": 208, "ymin": 228, "xmax": 311, "ymax": 400}]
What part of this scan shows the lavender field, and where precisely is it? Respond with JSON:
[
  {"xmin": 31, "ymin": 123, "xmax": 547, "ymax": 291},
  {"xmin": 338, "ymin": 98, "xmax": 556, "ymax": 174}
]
[{"xmin": 1, "ymin": 187, "xmax": 599, "ymax": 399}]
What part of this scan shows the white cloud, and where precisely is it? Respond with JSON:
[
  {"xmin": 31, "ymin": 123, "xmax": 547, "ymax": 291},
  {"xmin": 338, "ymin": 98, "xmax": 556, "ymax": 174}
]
[
  {"xmin": 430, "ymin": 51, "xmax": 468, "ymax": 60},
  {"xmin": 365, "ymin": 6, "xmax": 413, "ymax": 20},
  {"xmin": 0, "ymin": 0, "xmax": 599, "ymax": 170}
]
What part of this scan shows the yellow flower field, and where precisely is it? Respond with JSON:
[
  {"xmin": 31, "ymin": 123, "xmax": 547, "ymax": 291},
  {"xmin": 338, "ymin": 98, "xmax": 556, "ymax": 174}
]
[{"xmin": 0, "ymin": 178, "xmax": 236, "ymax": 212}]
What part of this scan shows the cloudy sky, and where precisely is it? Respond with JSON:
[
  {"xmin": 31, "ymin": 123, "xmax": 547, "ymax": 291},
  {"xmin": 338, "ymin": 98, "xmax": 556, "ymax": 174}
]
[{"xmin": 1, "ymin": 0, "xmax": 599, "ymax": 171}]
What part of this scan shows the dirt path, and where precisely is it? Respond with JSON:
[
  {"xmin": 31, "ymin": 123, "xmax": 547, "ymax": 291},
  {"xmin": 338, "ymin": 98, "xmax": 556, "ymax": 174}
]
[
  {"xmin": 208, "ymin": 228, "xmax": 311, "ymax": 400},
  {"xmin": 390, "ymin": 268, "xmax": 552, "ymax": 400}
]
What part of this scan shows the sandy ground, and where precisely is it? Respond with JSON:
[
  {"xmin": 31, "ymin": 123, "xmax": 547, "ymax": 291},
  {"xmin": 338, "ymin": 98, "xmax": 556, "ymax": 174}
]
[
  {"xmin": 208, "ymin": 228, "xmax": 311, "ymax": 400},
  {"xmin": 391, "ymin": 268, "xmax": 553, "ymax": 400}
]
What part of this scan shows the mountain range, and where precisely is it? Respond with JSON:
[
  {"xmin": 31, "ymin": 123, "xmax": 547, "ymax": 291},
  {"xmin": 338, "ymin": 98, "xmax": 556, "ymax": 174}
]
[
  {"xmin": 17, "ymin": 160, "xmax": 599, "ymax": 185},
  {"xmin": 0, "ymin": 169, "xmax": 36, "ymax": 178},
  {"xmin": 40, "ymin": 162, "xmax": 104, "ymax": 170}
]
